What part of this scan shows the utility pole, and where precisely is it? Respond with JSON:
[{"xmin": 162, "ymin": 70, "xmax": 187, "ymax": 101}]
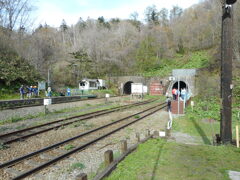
[{"xmin": 220, "ymin": 0, "xmax": 237, "ymax": 144}]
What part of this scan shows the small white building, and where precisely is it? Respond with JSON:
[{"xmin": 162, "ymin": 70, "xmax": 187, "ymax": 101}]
[{"xmin": 79, "ymin": 79, "xmax": 106, "ymax": 91}]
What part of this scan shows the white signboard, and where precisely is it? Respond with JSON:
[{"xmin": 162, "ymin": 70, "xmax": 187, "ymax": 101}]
[
  {"xmin": 44, "ymin": 98, "xmax": 52, "ymax": 106},
  {"xmin": 160, "ymin": 131, "xmax": 166, "ymax": 137},
  {"xmin": 38, "ymin": 81, "xmax": 46, "ymax": 90},
  {"xmin": 105, "ymin": 94, "xmax": 110, "ymax": 98},
  {"xmin": 131, "ymin": 83, "xmax": 144, "ymax": 94},
  {"xmin": 143, "ymin": 86, "xmax": 148, "ymax": 93}
]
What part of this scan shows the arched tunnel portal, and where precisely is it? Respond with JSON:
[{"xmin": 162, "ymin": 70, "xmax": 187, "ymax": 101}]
[
  {"xmin": 172, "ymin": 81, "xmax": 188, "ymax": 91},
  {"xmin": 123, "ymin": 81, "xmax": 133, "ymax": 94}
]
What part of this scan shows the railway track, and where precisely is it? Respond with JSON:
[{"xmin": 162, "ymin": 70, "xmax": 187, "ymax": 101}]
[
  {"xmin": 0, "ymin": 95, "xmax": 114, "ymax": 110},
  {"xmin": 0, "ymin": 98, "xmax": 158, "ymax": 145},
  {"xmin": 0, "ymin": 102, "xmax": 166, "ymax": 180}
]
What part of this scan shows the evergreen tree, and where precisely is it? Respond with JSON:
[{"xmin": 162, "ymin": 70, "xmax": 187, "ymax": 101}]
[
  {"xmin": 60, "ymin": 19, "xmax": 68, "ymax": 32},
  {"xmin": 145, "ymin": 5, "xmax": 160, "ymax": 25}
]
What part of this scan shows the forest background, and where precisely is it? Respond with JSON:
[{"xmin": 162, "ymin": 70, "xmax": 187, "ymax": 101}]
[{"xmin": 0, "ymin": 0, "xmax": 240, "ymax": 99}]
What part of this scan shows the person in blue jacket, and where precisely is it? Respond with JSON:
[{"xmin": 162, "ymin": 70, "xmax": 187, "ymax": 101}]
[
  {"xmin": 67, "ymin": 87, "xmax": 71, "ymax": 96},
  {"xmin": 19, "ymin": 85, "xmax": 25, "ymax": 99}
]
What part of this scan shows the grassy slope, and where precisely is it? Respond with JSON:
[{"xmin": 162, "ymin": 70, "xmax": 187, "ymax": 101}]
[
  {"xmin": 105, "ymin": 139, "xmax": 240, "ymax": 180},
  {"xmin": 104, "ymin": 97, "xmax": 240, "ymax": 180},
  {"xmin": 143, "ymin": 50, "xmax": 210, "ymax": 77},
  {"xmin": 174, "ymin": 97, "xmax": 240, "ymax": 144}
]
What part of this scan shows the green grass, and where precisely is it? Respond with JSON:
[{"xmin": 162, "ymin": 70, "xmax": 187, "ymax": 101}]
[
  {"xmin": 0, "ymin": 112, "xmax": 45, "ymax": 125},
  {"xmin": 0, "ymin": 143, "xmax": 10, "ymax": 150},
  {"xmin": 144, "ymin": 95, "xmax": 166, "ymax": 101},
  {"xmin": 64, "ymin": 144, "xmax": 75, "ymax": 150},
  {"xmin": 134, "ymin": 115, "xmax": 140, "ymax": 119},
  {"xmin": 173, "ymin": 97, "xmax": 240, "ymax": 144},
  {"xmin": 89, "ymin": 89, "xmax": 117, "ymax": 97},
  {"xmin": 68, "ymin": 162, "xmax": 85, "ymax": 172},
  {"xmin": 143, "ymin": 50, "xmax": 210, "ymax": 77},
  {"xmin": 0, "ymin": 93, "xmax": 19, "ymax": 100},
  {"xmin": 105, "ymin": 139, "xmax": 240, "ymax": 180}
]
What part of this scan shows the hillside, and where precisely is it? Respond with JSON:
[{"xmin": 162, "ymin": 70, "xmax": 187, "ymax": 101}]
[{"xmin": 142, "ymin": 50, "xmax": 213, "ymax": 77}]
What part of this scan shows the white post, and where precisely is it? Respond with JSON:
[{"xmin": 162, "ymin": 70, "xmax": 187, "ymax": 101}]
[
  {"xmin": 167, "ymin": 110, "xmax": 173, "ymax": 129},
  {"xmin": 178, "ymin": 77, "xmax": 180, "ymax": 115}
]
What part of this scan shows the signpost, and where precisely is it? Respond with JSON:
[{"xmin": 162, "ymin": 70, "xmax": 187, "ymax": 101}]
[
  {"xmin": 105, "ymin": 93, "xmax": 110, "ymax": 103},
  {"xmin": 43, "ymin": 98, "xmax": 52, "ymax": 114}
]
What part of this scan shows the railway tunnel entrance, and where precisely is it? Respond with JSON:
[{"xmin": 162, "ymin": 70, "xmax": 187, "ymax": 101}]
[
  {"xmin": 172, "ymin": 81, "xmax": 188, "ymax": 91},
  {"xmin": 123, "ymin": 81, "xmax": 133, "ymax": 94}
]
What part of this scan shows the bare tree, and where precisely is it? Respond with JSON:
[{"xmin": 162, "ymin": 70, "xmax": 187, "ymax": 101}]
[{"xmin": 0, "ymin": 0, "xmax": 33, "ymax": 31}]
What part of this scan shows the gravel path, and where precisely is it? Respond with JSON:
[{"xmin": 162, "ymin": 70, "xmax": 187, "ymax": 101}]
[{"xmin": 170, "ymin": 132, "xmax": 199, "ymax": 145}]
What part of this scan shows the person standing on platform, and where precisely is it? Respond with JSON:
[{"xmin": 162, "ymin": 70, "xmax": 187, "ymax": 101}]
[
  {"xmin": 172, "ymin": 88, "xmax": 176, "ymax": 100},
  {"xmin": 47, "ymin": 86, "xmax": 52, "ymax": 97},
  {"xmin": 19, "ymin": 85, "xmax": 25, "ymax": 99},
  {"xmin": 166, "ymin": 96, "xmax": 172, "ymax": 112},
  {"xmin": 181, "ymin": 88, "xmax": 186, "ymax": 101},
  {"xmin": 176, "ymin": 88, "xmax": 180, "ymax": 100},
  {"xmin": 26, "ymin": 86, "xmax": 31, "ymax": 99},
  {"xmin": 67, "ymin": 87, "xmax": 71, "ymax": 96}
]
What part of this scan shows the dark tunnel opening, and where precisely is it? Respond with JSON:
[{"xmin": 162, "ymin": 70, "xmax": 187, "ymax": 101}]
[
  {"xmin": 123, "ymin": 81, "xmax": 133, "ymax": 94},
  {"xmin": 172, "ymin": 81, "xmax": 188, "ymax": 91}
]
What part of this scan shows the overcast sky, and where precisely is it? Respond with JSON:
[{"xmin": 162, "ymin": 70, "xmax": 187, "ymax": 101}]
[{"xmin": 34, "ymin": 0, "xmax": 200, "ymax": 27}]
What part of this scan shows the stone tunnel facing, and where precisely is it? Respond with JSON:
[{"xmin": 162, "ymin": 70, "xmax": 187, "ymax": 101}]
[{"xmin": 123, "ymin": 81, "xmax": 133, "ymax": 95}]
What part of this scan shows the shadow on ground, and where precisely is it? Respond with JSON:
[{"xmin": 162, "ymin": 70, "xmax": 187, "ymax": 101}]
[
  {"xmin": 191, "ymin": 117, "xmax": 211, "ymax": 145},
  {"xmin": 150, "ymin": 140, "xmax": 166, "ymax": 180}
]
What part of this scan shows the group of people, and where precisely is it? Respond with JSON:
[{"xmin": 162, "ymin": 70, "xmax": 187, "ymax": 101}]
[
  {"xmin": 166, "ymin": 87, "xmax": 188, "ymax": 112},
  {"xmin": 19, "ymin": 85, "xmax": 38, "ymax": 99},
  {"xmin": 172, "ymin": 87, "xmax": 187, "ymax": 101},
  {"xmin": 19, "ymin": 85, "xmax": 74, "ymax": 99}
]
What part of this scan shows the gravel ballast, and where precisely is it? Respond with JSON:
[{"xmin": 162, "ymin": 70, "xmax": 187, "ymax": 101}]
[
  {"xmin": 28, "ymin": 110, "xmax": 168, "ymax": 180},
  {"xmin": 0, "ymin": 96, "xmax": 123, "ymax": 123},
  {"xmin": 0, "ymin": 99, "xmax": 166, "ymax": 180}
]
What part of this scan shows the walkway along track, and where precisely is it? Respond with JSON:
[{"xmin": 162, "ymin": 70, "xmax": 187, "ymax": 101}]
[
  {"xmin": 0, "ymin": 95, "xmax": 99, "ymax": 110},
  {"xmin": 0, "ymin": 102, "xmax": 167, "ymax": 180},
  {"xmin": 0, "ymin": 95, "xmax": 125, "ymax": 110},
  {"xmin": 0, "ymin": 99, "xmax": 157, "ymax": 145}
]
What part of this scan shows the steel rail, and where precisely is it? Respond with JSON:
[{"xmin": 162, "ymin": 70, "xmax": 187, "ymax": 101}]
[
  {"xmin": 11, "ymin": 104, "xmax": 166, "ymax": 180},
  {"xmin": 0, "ymin": 99, "xmax": 157, "ymax": 144},
  {"xmin": 0, "ymin": 99, "xmax": 154, "ymax": 137},
  {"xmin": 0, "ymin": 102, "xmax": 166, "ymax": 170}
]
